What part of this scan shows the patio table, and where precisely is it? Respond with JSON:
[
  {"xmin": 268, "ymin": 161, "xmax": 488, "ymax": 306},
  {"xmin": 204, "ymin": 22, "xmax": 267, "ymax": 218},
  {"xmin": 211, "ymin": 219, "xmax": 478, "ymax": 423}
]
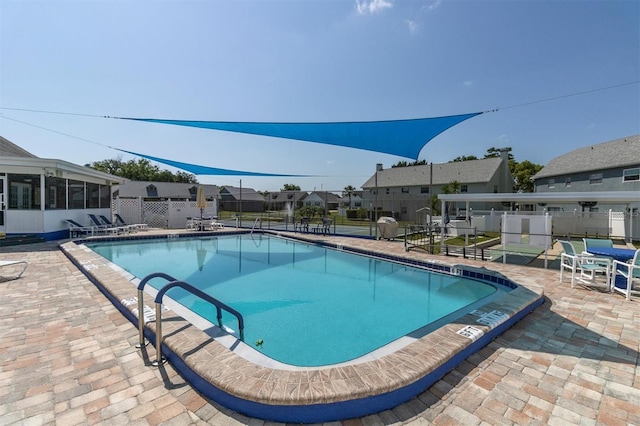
[{"xmin": 587, "ymin": 247, "xmax": 636, "ymax": 262}]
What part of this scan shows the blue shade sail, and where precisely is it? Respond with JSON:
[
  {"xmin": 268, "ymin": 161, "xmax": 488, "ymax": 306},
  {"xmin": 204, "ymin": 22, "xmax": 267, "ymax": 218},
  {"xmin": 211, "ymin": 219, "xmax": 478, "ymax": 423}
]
[
  {"xmin": 121, "ymin": 112, "xmax": 482, "ymax": 159},
  {"xmin": 115, "ymin": 149, "xmax": 313, "ymax": 177}
]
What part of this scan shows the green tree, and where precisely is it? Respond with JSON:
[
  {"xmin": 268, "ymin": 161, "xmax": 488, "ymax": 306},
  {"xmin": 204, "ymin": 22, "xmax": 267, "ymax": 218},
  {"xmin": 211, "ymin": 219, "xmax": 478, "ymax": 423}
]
[
  {"xmin": 88, "ymin": 157, "xmax": 198, "ymax": 183},
  {"xmin": 281, "ymin": 183, "xmax": 301, "ymax": 191},
  {"xmin": 512, "ymin": 160, "xmax": 543, "ymax": 193},
  {"xmin": 483, "ymin": 146, "xmax": 514, "ymax": 160},
  {"xmin": 391, "ymin": 159, "xmax": 427, "ymax": 168},
  {"xmin": 451, "ymin": 155, "xmax": 478, "ymax": 162},
  {"xmin": 342, "ymin": 185, "xmax": 356, "ymax": 208}
]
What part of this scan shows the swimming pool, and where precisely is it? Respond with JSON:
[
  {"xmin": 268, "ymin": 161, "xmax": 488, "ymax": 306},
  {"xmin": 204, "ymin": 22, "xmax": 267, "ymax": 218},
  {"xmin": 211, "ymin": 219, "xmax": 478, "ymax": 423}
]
[
  {"xmin": 63, "ymin": 231, "xmax": 543, "ymax": 422},
  {"xmin": 88, "ymin": 234, "xmax": 503, "ymax": 366}
]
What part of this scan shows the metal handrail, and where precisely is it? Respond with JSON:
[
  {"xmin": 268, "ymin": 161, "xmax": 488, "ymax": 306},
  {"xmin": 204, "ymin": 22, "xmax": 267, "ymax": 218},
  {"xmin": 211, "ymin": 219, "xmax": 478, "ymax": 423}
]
[
  {"xmin": 250, "ymin": 217, "xmax": 261, "ymax": 234},
  {"xmin": 136, "ymin": 272, "xmax": 178, "ymax": 348},
  {"xmin": 152, "ymin": 280, "xmax": 245, "ymax": 366}
]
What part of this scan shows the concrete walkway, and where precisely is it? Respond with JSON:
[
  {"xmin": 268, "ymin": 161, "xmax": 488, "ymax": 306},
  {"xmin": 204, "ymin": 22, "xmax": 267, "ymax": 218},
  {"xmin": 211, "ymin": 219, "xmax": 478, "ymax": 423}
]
[{"xmin": 0, "ymin": 238, "xmax": 638, "ymax": 425}]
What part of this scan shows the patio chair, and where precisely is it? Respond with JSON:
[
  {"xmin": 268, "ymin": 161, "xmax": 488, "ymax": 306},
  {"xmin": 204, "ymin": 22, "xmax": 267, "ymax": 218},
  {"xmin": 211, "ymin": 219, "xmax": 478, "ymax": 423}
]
[
  {"xmin": 114, "ymin": 213, "xmax": 148, "ymax": 232},
  {"xmin": 0, "ymin": 259, "xmax": 29, "ymax": 281},
  {"xmin": 87, "ymin": 214, "xmax": 128, "ymax": 235},
  {"xmin": 186, "ymin": 217, "xmax": 197, "ymax": 230},
  {"xmin": 611, "ymin": 249, "xmax": 640, "ymax": 301},
  {"xmin": 208, "ymin": 219, "xmax": 224, "ymax": 230},
  {"xmin": 296, "ymin": 217, "xmax": 310, "ymax": 233},
  {"xmin": 559, "ymin": 240, "xmax": 611, "ymax": 290},
  {"xmin": 64, "ymin": 219, "xmax": 96, "ymax": 238},
  {"xmin": 582, "ymin": 238, "xmax": 614, "ymax": 256}
]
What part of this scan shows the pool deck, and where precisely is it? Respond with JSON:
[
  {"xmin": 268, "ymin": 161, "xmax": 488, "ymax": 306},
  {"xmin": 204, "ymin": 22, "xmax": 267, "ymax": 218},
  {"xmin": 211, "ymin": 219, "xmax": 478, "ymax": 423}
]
[{"xmin": 1, "ymin": 231, "xmax": 639, "ymax": 425}]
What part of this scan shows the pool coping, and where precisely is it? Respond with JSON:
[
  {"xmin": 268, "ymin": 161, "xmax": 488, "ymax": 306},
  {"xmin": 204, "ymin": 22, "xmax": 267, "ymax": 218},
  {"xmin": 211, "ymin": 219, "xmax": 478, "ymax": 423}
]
[{"xmin": 59, "ymin": 230, "xmax": 544, "ymax": 423}]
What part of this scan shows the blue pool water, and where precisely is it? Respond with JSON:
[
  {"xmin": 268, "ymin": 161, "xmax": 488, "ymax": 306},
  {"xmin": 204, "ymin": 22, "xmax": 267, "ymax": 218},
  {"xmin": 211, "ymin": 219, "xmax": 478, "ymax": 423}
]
[{"xmin": 88, "ymin": 234, "xmax": 501, "ymax": 366}]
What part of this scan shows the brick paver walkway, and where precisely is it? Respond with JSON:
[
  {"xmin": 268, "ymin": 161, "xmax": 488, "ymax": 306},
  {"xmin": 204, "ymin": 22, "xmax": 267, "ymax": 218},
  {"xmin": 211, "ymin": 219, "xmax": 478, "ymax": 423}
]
[{"xmin": 1, "ymin": 239, "xmax": 638, "ymax": 425}]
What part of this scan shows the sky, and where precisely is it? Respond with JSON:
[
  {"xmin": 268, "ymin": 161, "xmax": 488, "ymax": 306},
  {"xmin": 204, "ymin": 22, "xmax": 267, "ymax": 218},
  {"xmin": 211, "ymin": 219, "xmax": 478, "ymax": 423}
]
[{"xmin": 1, "ymin": 0, "xmax": 638, "ymax": 192}]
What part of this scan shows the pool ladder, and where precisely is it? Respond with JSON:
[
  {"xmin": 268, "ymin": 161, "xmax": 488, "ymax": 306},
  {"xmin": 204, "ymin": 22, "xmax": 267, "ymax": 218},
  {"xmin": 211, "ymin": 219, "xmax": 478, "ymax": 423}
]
[
  {"xmin": 250, "ymin": 217, "xmax": 262, "ymax": 235},
  {"xmin": 136, "ymin": 272, "xmax": 245, "ymax": 366}
]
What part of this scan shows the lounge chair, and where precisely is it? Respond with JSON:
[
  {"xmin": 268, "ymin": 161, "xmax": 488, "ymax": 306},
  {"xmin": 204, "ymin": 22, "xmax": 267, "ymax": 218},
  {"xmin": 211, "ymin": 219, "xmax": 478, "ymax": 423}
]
[
  {"xmin": 0, "ymin": 259, "xmax": 29, "ymax": 281},
  {"xmin": 100, "ymin": 215, "xmax": 138, "ymax": 233},
  {"xmin": 87, "ymin": 214, "xmax": 128, "ymax": 235},
  {"xmin": 64, "ymin": 219, "xmax": 96, "ymax": 238},
  {"xmin": 559, "ymin": 240, "xmax": 611, "ymax": 290},
  {"xmin": 611, "ymin": 249, "xmax": 640, "ymax": 301},
  {"xmin": 114, "ymin": 213, "xmax": 148, "ymax": 232}
]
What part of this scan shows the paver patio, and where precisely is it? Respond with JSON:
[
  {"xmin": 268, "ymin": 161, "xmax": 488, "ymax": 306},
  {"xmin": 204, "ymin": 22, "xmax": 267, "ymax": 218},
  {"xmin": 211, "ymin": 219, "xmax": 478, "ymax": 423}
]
[{"xmin": 0, "ymin": 234, "xmax": 638, "ymax": 425}]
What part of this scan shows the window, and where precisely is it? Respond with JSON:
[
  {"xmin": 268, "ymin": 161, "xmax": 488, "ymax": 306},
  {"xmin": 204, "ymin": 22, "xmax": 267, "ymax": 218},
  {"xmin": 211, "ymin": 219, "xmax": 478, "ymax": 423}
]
[
  {"xmin": 589, "ymin": 173, "xmax": 603, "ymax": 184},
  {"xmin": 8, "ymin": 174, "xmax": 40, "ymax": 210},
  {"xmin": 565, "ymin": 177, "xmax": 571, "ymax": 187},
  {"xmin": 401, "ymin": 206, "xmax": 407, "ymax": 214},
  {"xmin": 401, "ymin": 187, "xmax": 409, "ymax": 193},
  {"xmin": 45, "ymin": 176, "xmax": 66, "ymax": 209},
  {"xmin": 493, "ymin": 185, "xmax": 498, "ymax": 193},
  {"xmin": 385, "ymin": 188, "xmax": 390, "ymax": 194},
  {"xmin": 460, "ymin": 185, "xmax": 468, "ymax": 193},
  {"xmin": 420, "ymin": 187, "xmax": 429, "ymax": 194},
  {"xmin": 548, "ymin": 179, "xmax": 555, "ymax": 189},
  {"xmin": 68, "ymin": 179, "xmax": 85, "ymax": 209},
  {"xmin": 623, "ymin": 168, "xmax": 640, "ymax": 182},
  {"xmin": 146, "ymin": 184, "xmax": 158, "ymax": 197},
  {"xmin": 188, "ymin": 186, "xmax": 197, "ymax": 199}
]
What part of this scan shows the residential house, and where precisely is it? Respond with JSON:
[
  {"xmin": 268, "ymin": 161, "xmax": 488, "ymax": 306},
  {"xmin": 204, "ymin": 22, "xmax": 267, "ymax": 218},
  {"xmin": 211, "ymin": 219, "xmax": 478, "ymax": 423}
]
[
  {"xmin": 302, "ymin": 191, "xmax": 341, "ymax": 212},
  {"xmin": 265, "ymin": 191, "xmax": 309, "ymax": 212},
  {"xmin": 219, "ymin": 186, "xmax": 265, "ymax": 213},
  {"xmin": 361, "ymin": 150, "xmax": 513, "ymax": 222},
  {"xmin": 0, "ymin": 136, "xmax": 124, "ymax": 240},
  {"xmin": 532, "ymin": 134, "xmax": 640, "ymax": 212},
  {"xmin": 340, "ymin": 190, "xmax": 364, "ymax": 209}
]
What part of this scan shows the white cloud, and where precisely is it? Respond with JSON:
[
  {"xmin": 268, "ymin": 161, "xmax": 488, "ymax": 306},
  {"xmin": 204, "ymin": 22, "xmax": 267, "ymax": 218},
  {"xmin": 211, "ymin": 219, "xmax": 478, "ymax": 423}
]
[
  {"xmin": 427, "ymin": 0, "xmax": 442, "ymax": 12},
  {"xmin": 356, "ymin": 0, "xmax": 393, "ymax": 15},
  {"xmin": 406, "ymin": 19, "xmax": 419, "ymax": 33},
  {"xmin": 463, "ymin": 80, "xmax": 473, "ymax": 86},
  {"xmin": 497, "ymin": 134, "xmax": 510, "ymax": 144}
]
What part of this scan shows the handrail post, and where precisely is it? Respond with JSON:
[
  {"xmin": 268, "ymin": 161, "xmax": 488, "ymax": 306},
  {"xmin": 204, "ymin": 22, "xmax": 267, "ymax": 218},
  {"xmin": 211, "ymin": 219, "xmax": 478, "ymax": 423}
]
[
  {"xmin": 136, "ymin": 288, "xmax": 147, "ymax": 348},
  {"xmin": 151, "ymin": 302, "xmax": 166, "ymax": 366},
  {"xmin": 135, "ymin": 272, "xmax": 178, "ymax": 350}
]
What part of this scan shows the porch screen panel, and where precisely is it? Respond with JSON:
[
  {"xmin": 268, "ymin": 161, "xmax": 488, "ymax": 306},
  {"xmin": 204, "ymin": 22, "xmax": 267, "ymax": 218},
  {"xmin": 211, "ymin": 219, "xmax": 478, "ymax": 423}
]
[
  {"xmin": 45, "ymin": 176, "xmax": 67, "ymax": 210},
  {"xmin": 68, "ymin": 179, "xmax": 85, "ymax": 209}
]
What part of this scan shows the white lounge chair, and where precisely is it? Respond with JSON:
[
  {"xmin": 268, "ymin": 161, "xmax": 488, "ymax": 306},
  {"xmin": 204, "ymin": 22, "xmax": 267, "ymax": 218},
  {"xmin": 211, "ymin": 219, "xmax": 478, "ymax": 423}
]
[
  {"xmin": 114, "ymin": 214, "xmax": 148, "ymax": 232},
  {"xmin": 559, "ymin": 240, "xmax": 611, "ymax": 290},
  {"xmin": 0, "ymin": 260, "xmax": 28, "ymax": 281},
  {"xmin": 611, "ymin": 249, "xmax": 640, "ymax": 301},
  {"xmin": 65, "ymin": 219, "xmax": 96, "ymax": 238}
]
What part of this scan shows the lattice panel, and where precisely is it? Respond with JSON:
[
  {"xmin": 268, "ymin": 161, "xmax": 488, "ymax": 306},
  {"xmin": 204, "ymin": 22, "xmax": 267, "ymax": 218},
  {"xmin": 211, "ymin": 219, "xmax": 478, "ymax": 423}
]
[
  {"xmin": 115, "ymin": 198, "xmax": 143, "ymax": 224},
  {"xmin": 143, "ymin": 201, "xmax": 169, "ymax": 228}
]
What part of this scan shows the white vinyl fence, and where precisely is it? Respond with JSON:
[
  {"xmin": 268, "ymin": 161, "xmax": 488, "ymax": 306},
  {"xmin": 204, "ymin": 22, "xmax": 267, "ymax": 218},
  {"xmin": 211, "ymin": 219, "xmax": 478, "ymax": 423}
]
[
  {"xmin": 113, "ymin": 197, "xmax": 218, "ymax": 229},
  {"xmin": 470, "ymin": 209, "xmax": 639, "ymax": 241}
]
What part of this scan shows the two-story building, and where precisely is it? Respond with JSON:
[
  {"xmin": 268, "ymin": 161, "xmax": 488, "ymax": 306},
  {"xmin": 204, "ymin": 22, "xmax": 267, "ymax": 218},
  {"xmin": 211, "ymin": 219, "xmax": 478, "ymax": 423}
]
[
  {"xmin": 361, "ymin": 150, "xmax": 513, "ymax": 222},
  {"xmin": 533, "ymin": 134, "xmax": 640, "ymax": 212}
]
